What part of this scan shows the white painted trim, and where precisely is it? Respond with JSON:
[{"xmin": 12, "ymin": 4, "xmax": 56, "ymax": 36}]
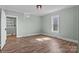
[
  {"xmin": 0, "ymin": 5, "xmax": 76, "ymax": 16},
  {"xmin": 16, "ymin": 32, "xmax": 78, "ymax": 44},
  {"xmin": 17, "ymin": 33, "xmax": 41, "ymax": 38},
  {"xmin": 1, "ymin": 8, "xmax": 7, "ymax": 49},
  {"xmin": 6, "ymin": 15, "xmax": 18, "ymax": 37},
  {"xmin": 42, "ymin": 33, "xmax": 78, "ymax": 43},
  {"xmin": 6, "ymin": 15, "xmax": 17, "ymax": 18},
  {"xmin": 51, "ymin": 15, "xmax": 60, "ymax": 33},
  {"xmin": 41, "ymin": 5, "xmax": 76, "ymax": 16}
]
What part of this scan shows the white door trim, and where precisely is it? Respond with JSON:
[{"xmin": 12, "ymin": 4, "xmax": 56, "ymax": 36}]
[
  {"xmin": 1, "ymin": 9, "xmax": 6, "ymax": 49},
  {"xmin": 6, "ymin": 15, "xmax": 18, "ymax": 37}
]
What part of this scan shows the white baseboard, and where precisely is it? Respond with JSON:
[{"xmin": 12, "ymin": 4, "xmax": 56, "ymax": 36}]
[
  {"xmin": 42, "ymin": 33, "xmax": 78, "ymax": 43},
  {"xmin": 17, "ymin": 33, "xmax": 41, "ymax": 38},
  {"xmin": 16, "ymin": 33, "xmax": 78, "ymax": 43}
]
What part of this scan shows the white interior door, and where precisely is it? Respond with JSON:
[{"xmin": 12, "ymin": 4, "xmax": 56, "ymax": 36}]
[{"xmin": 1, "ymin": 9, "xmax": 6, "ymax": 49}]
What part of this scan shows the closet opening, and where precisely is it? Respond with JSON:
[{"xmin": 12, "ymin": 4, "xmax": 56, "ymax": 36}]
[{"xmin": 6, "ymin": 15, "xmax": 17, "ymax": 41}]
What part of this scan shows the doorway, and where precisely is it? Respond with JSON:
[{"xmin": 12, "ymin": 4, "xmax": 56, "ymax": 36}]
[{"xmin": 6, "ymin": 15, "xmax": 17, "ymax": 41}]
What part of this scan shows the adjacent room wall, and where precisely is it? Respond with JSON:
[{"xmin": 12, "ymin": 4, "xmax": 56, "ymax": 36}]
[
  {"xmin": 5, "ymin": 10, "xmax": 41, "ymax": 37},
  {"xmin": 41, "ymin": 6, "xmax": 79, "ymax": 42}
]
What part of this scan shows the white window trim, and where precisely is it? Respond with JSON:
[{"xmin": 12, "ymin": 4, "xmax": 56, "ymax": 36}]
[{"xmin": 51, "ymin": 15, "xmax": 60, "ymax": 33}]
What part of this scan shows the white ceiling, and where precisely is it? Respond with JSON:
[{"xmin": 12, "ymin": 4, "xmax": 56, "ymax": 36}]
[{"xmin": 0, "ymin": 5, "xmax": 74, "ymax": 16}]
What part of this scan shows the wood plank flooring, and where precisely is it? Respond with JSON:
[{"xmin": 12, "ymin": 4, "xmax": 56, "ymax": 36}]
[{"xmin": 1, "ymin": 35, "xmax": 78, "ymax": 53}]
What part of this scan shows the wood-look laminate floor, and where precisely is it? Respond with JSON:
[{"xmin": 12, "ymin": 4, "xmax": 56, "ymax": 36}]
[{"xmin": 1, "ymin": 35, "xmax": 78, "ymax": 53}]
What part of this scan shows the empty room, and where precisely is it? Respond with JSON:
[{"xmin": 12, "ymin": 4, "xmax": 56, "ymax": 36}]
[{"xmin": 0, "ymin": 5, "xmax": 79, "ymax": 53}]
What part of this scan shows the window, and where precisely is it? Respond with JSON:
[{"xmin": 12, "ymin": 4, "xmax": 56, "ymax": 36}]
[{"xmin": 51, "ymin": 15, "xmax": 59, "ymax": 33}]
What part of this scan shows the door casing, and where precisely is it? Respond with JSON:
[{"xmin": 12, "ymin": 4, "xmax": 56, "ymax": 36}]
[{"xmin": 6, "ymin": 15, "xmax": 18, "ymax": 37}]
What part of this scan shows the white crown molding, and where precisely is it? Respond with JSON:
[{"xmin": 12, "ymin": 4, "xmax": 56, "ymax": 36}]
[
  {"xmin": 0, "ymin": 5, "xmax": 76, "ymax": 16},
  {"xmin": 40, "ymin": 5, "xmax": 76, "ymax": 16}
]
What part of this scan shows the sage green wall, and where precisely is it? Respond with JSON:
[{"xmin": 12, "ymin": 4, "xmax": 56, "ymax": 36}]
[
  {"xmin": 5, "ymin": 10, "xmax": 41, "ymax": 37},
  {"xmin": 73, "ymin": 6, "xmax": 79, "ymax": 41},
  {"xmin": 41, "ymin": 6, "xmax": 79, "ymax": 41}
]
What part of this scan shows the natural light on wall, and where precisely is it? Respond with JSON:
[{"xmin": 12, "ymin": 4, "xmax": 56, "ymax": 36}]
[{"xmin": 51, "ymin": 15, "xmax": 59, "ymax": 33}]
